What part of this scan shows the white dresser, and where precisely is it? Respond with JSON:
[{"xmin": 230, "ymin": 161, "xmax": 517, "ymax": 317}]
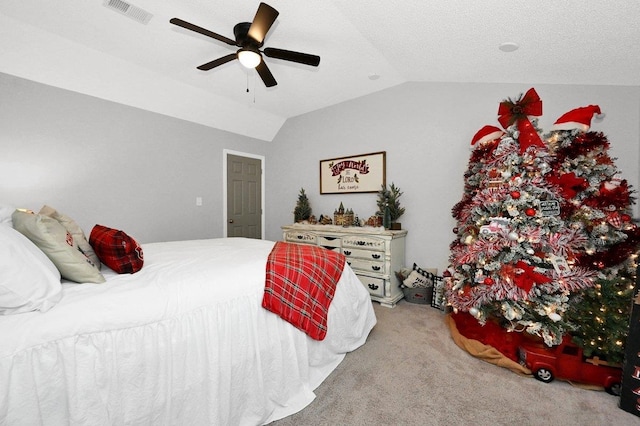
[{"xmin": 282, "ymin": 224, "xmax": 407, "ymax": 307}]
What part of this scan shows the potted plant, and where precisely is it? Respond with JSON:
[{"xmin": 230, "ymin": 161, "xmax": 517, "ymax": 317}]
[{"xmin": 376, "ymin": 183, "xmax": 405, "ymax": 229}]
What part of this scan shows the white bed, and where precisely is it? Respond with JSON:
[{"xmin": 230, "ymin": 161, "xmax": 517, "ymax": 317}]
[{"xmin": 0, "ymin": 237, "xmax": 376, "ymax": 426}]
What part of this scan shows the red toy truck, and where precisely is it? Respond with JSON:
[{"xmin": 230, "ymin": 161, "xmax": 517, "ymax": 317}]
[{"xmin": 518, "ymin": 337, "xmax": 622, "ymax": 395}]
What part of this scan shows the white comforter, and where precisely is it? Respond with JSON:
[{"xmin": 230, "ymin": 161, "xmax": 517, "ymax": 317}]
[{"xmin": 0, "ymin": 238, "xmax": 376, "ymax": 426}]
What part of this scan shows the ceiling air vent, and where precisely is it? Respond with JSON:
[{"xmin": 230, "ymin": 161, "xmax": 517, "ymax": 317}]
[{"xmin": 103, "ymin": 0, "xmax": 153, "ymax": 24}]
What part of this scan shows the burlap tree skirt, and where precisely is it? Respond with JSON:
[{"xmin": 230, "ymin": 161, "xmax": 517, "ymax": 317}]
[{"xmin": 445, "ymin": 313, "xmax": 532, "ymax": 376}]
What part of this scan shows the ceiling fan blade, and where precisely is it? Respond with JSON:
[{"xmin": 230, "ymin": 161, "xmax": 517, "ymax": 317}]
[
  {"xmin": 170, "ymin": 18, "xmax": 237, "ymax": 46},
  {"xmin": 255, "ymin": 60, "xmax": 277, "ymax": 87},
  {"xmin": 263, "ymin": 47, "xmax": 320, "ymax": 66},
  {"xmin": 248, "ymin": 3, "xmax": 279, "ymax": 44},
  {"xmin": 197, "ymin": 53, "xmax": 237, "ymax": 70}
]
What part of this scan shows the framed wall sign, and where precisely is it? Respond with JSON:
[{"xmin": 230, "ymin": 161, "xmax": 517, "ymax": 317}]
[{"xmin": 320, "ymin": 151, "xmax": 386, "ymax": 194}]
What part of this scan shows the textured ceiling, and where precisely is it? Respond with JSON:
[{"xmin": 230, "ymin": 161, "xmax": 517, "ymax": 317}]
[{"xmin": 1, "ymin": 0, "xmax": 639, "ymax": 141}]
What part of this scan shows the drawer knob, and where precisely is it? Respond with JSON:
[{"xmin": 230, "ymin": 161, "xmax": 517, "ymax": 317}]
[
  {"xmin": 343, "ymin": 250, "xmax": 351, "ymax": 255},
  {"xmin": 368, "ymin": 283, "xmax": 379, "ymax": 290},
  {"xmin": 372, "ymin": 265, "xmax": 381, "ymax": 271},
  {"xmin": 371, "ymin": 254, "xmax": 381, "ymax": 259}
]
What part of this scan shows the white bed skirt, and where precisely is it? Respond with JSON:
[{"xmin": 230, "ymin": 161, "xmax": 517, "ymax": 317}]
[{"xmin": 0, "ymin": 238, "xmax": 377, "ymax": 425}]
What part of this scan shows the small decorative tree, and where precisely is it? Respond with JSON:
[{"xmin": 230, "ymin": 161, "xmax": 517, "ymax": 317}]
[
  {"xmin": 294, "ymin": 188, "xmax": 312, "ymax": 222},
  {"xmin": 376, "ymin": 183, "xmax": 405, "ymax": 228}
]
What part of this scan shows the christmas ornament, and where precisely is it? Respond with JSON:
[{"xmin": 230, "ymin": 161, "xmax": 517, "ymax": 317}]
[
  {"xmin": 510, "ymin": 191, "xmax": 521, "ymax": 199},
  {"xmin": 551, "ymin": 105, "xmax": 602, "ymax": 132},
  {"xmin": 539, "ymin": 199, "xmax": 561, "ymax": 217},
  {"xmin": 471, "ymin": 125, "xmax": 504, "ymax": 149},
  {"xmin": 548, "ymin": 312, "xmax": 562, "ymax": 322},
  {"xmin": 525, "ymin": 208, "xmax": 536, "ymax": 217},
  {"xmin": 607, "ymin": 212, "xmax": 623, "ymax": 228},
  {"xmin": 507, "ymin": 206, "xmax": 519, "ymax": 217},
  {"xmin": 603, "ymin": 178, "xmax": 622, "ymax": 192},
  {"xmin": 479, "ymin": 218, "xmax": 510, "ymax": 235},
  {"xmin": 539, "ymin": 162, "xmax": 551, "ymax": 174},
  {"xmin": 548, "ymin": 254, "xmax": 570, "ymax": 275}
]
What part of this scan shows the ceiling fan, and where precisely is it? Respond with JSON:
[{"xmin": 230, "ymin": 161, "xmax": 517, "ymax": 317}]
[{"xmin": 170, "ymin": 2, "xmax": 320, "ymax": 88}]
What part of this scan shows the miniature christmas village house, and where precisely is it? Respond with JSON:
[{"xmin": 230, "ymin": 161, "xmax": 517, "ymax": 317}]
[{"xmin": 334, "ymin": 202, "xmax": 354, "ymax": 226}]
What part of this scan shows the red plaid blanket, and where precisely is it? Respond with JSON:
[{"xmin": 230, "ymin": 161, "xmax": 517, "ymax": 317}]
[{"xmin": 262, "ymin": 241, "xmax": 346, "ymax": 340}]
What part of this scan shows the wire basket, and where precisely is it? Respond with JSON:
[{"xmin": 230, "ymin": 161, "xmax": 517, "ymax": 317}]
[{"xmin": 402, "ymin": 286, "xmax": 433, "ymax": 304}]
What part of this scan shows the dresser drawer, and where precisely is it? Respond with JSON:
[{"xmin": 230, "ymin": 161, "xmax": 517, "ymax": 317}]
[
  {"xmin": 342, "ymin": 247, "xmax": 384, "ymax": 261},
  {"xmin": 284, "ymin": 231, "xmax": 316, "ymax": 245},
  {"xmin": 318, "ymin": 235, "xmax": 341, "ymax": 249},
  {"xmin": 346, "ymin": 258, "xmax": 385, "ymax": 274},
  {"xmin": 342, "ymin": 236, "xmax": 386, "ymax": 250},
  {"xmin": 356, "ymin": 274, "xmax": 385, "ymax": 298},
  {"xmin": 321, "ymin": 246, "xmax": 341, "ymax": 254}
]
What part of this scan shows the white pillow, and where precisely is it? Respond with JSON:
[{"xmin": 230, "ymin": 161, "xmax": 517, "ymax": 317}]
[
  {"xmin": 0, "ymin": 204, "xmax": 15, "ymax": 227},
  {"xmin": 12, "ymin": 210, "xmax": 106, "ymax": 284},
  {"xmin": 403, "ymin": 270, "xmax": 430, "ymax": 288},
  {"xmin": 39, "ymin": 205, "xmax": 101, "ymax": 269},
  {"xmin": 0, "ymin": 224, "xmax": 62, "ymax": 315}
]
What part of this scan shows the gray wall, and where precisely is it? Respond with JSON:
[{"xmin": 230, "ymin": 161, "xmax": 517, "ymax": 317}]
[
  {"xmin": 266, "ymin": 82, "xmax": 640, "ymax": 272},
  {"xmin": 2, "ymin": 73, "xmax": 638, "ymax": 273},
  {"xmin": 0, "ymin": 73, "xmax": 268, "ymax": 243}
]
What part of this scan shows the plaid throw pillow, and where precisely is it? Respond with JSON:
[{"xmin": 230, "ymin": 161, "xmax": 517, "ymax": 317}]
[{"xmin": 89, "ymin": 224, "xmax": 144, "ymax": 274}]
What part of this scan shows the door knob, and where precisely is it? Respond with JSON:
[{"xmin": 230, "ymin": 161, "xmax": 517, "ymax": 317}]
[{"xmin": 229, "ymin": 219, "xmax": 234, "ymax": 223}]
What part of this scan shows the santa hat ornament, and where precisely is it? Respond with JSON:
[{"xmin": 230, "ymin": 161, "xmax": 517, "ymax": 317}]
[
  {"xmin": 470, "ymin": 125, "xmax": 504, "ymax": 149},
  {"xmin": 552, "ymin": 105, "xmax": 602, "ymax": 132}
]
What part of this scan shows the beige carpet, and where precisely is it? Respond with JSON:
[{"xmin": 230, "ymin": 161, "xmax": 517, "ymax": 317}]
[{"xmin": 271, "ymin": 300, "xmax": 639, "ymax": 425}]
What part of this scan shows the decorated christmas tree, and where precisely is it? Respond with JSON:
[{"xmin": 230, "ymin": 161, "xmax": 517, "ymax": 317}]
[{"xmin": 445, "ymin": 88, "xmax": 640, "ymax": 362}]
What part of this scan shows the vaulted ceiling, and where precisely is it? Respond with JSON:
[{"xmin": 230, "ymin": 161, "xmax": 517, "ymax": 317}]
[{"xmin": 1, "ymin": 1, "xmax": 639, "ymax": 141}]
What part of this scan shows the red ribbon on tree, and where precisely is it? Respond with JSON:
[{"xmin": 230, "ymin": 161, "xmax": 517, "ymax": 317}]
[
  {"xmin": 497, "ymin": 88, "xmax": 545, "ymax": 154},
  {"xmin": 500, "ymin": 261, "xmax": 551, "ymax": 293},
  {"xmin": 547, "ymin": 172, "xmax": 589, "ymax": 199},
  {"xmin": 512, "ymin": 260, "xmax": 552, "ymax": 293}
]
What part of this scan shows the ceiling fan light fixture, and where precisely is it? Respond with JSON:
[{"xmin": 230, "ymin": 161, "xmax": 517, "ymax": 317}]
[
  {"xmin": 171, "ymin": 3, "xmax": 320, "ymax": 87},
  {"xmin": 238, "ymin": 49, "xmax": 262, "ymax": 68}
]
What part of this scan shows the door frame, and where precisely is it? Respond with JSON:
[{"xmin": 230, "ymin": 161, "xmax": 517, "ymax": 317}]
[{"xmin": 222, "ymin": 149, "xmax": 265, "ymax": 239}]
